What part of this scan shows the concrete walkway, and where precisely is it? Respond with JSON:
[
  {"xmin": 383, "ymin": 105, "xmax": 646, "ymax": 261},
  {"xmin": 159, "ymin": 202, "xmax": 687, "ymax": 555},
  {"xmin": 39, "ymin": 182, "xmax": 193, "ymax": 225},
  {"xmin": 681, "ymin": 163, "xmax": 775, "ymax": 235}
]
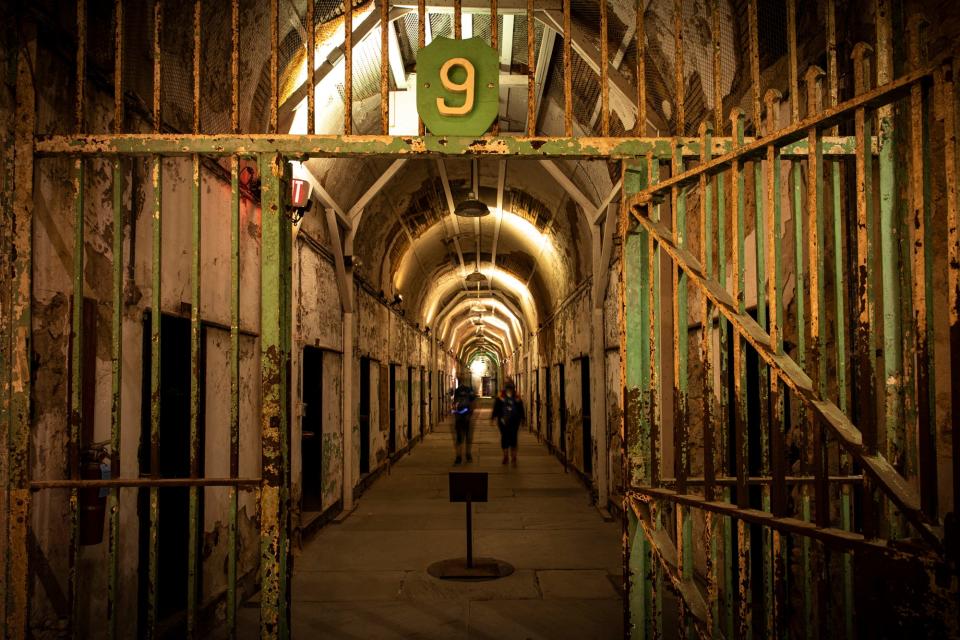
[{"xmin": 275, "ymin": 403, "xmax": 624, "ymax": 639}]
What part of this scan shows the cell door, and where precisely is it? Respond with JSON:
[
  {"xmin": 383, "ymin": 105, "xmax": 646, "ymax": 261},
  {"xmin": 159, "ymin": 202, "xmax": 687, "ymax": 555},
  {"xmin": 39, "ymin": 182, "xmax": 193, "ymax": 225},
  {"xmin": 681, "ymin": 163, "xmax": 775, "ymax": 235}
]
[
  {"xmin": 557, "ymin": 363, "xmax": 567, "ymax": 455},
  {"xmin": 387, "ymin": 364, "xmax": 397, "ymax": 455},
  {"xmin": 300, "ymin": 347, "xmax": 324, "ymax": 512},
  {"xmin": 579, "ymin": 357, "xmax": 592, "ymax": 475},
  {"xmin": 544, "ymin": 367, "xmax": 553, "ymax": 442},
  {"xmin": 359, "ymin": 358, "xmax": 371, "ymax": 474}
]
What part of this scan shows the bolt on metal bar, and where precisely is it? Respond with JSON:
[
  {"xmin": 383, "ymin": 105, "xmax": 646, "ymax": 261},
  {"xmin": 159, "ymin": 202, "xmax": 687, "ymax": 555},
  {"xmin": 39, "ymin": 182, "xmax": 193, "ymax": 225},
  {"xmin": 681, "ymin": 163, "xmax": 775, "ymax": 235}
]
[
  {"xmin": 526, "ymin": 0, "xmax": 535, "ymax": 135},
  {"xmin": 381, "ymin": 0, "xmax": 389, "ymax": 134}
]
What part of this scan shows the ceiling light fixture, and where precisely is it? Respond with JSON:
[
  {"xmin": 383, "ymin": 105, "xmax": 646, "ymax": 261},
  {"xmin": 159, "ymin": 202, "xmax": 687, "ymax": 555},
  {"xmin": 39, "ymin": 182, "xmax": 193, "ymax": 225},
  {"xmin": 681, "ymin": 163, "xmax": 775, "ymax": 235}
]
[{"xmin": 454, "ymin": 198, "xmax": 490, "ymax": 218}]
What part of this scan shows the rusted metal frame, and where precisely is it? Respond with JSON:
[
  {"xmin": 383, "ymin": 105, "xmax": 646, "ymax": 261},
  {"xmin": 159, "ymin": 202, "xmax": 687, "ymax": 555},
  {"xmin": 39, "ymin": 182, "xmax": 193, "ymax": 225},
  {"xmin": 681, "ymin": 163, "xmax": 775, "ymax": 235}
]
[
  {"xmin": 381, "ymin": 0, "xmax": 390, "ymax": 134},
  {"xmin": 258, "ymin": 152, "xmax": 291, "ymax": 639},
  {"xmin": 658, "ymin": 474, "xmax": 864, "ymax": 487},
  {"xmin": 228, "ymin": 1, "xmax": 241, "ymax": 636},
  {"xmin": 31, "ymin": 478, "xmax": 261, "ymax": 489},
  {"xmin": 345, "ymin": 0, "xmax": 353, "ymax": 135},
  {"xmin": 907, "ymin": 16, "xmax": 938, "ymax": 522},
  {"xmin": 599, "ymin": 0, "xmax": 609, "ymax": 136},
  {"xmin": 490, "ymin": 0, "xmax": 499, "ymax": 135},
  {"xmin": 647, "ymin": 153, "xmax": 662, "ymax": 492},
  {"xmin": 762, "ymin": 89, "xmax": 788, "ymax": 639},
  {"xmin": 872, "ymin": 2, "xmax": 904, "ymax": 541},
  {"xmin": 635, "ymin": 63, "xmax": 941, "ymax": 198},
  {"xmin": 454, "ymin": 0, "xmax": 462, "ymax": 37},
  {"xmin": 628, "ymin": 207, "xmax": 943, "ymax": 550},
  {"xmin": 635, "ymin": 0, "xmax": 645, "ymax": 135},
  {"xmin": 633, "ymin": 505, "xmax": 719, "ymax": 640},
  {"xmin": 630, "ymin": 489, "xmax": 935, "ymax": 560},
  {"xmin": 627, "ymin": 509, "xmax": 654, "ymax": 640},
  {"xmin": 186, "ymin": 151, "xmax": 202, "ymax": 637},
  {"xmin": 729, "ymin": 110, "xmax": 749, "ymax": 518},
  {"xmin": 942, "ymin": 59, "xmax": 960, "ymax": 558},
  {"xmin": 526, "ymin": 0, "xmax": 535, "ymax": 135}
]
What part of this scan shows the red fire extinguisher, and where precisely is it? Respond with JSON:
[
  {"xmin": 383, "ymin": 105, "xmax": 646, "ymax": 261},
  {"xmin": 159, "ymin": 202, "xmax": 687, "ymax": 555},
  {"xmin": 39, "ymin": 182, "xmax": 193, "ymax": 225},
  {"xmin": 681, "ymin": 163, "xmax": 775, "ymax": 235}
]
[{"xmin": 79, "ymin": 446, "xmax": 108, "ymax": 545}]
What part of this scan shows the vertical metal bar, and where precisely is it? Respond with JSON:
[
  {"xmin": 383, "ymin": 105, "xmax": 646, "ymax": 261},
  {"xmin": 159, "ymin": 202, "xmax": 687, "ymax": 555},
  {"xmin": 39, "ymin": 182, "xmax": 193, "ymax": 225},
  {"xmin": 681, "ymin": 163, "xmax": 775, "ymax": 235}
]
[
  {"xmin": 786, "ymin": 0, "xmax": 799, "ymax": 123},
  {"xmin": 874, "ymin": 1, "xmax": 904, "ymax": 538},
  {"xmin": 647, "ymin": 152, "xmax": 661, "ymax": 491},
  {"xmin": 907, "ymin": 15, "xmax": 938, "ymax": 519},
  {"xmin": 259, "ymin": 152, "xmax": 291, "ymax": 639},
  {"xmin": 491, "ymin": 0, "xmax": 499, "ymax": 135},
  {"xmin": 671, "ymin": 140, "xmax": 688, "ymax": 494},
  {"xmin": 417, "ymin": 0, "xmax": 425, "ymax": 136},
  {"xmin": 635, "ymin": 0, "xmax": 645, "ymax": 135},
  {"xmin": 69, "ymin": 2, "xmax": 87, "ymax": 635},
  {"xmin": 107, "ymin": 3, "xmax": 124, "ymax": 637},
  {"xmin": 562, "ymin": 0, "xmax": 572, "ymax": 136},
  {"xmin": 728, "ymin": 107, "xmax": 751, "ymax": 640},
  {"xmin": 852, "ymin": 42, "xmax": 879, "ymax": 541},
  {"xmin": 600, "ymin": 0, "xmax": 609, "ymax": 136},
  {"xmin": 673, "ymin": 0, "xmax": 683, "ymax": 135},
  {"xmin": 344, "ymin": 0, "xmax": 353, "ymax": 135},
  {"xmin": 146, "ymin": 4, "xmax": 163, "ymax": 636},
  {"xmin": 698, "ymin": 121, "xmax": 720, "ymax": 637},
  {"xmin": 943, "ymin": 59, "xmax": 960, "ymax": 539},
  {"xmin": 307, "ymin": 0, "xmax": 315, "ymax": 134},
  {"xmin": 763, "ymin": 88, "xmax": 786, "ymax": 639},
  {"xmin": 227, "ymin": 5, "xmax": 240, "ymax": 635},
  {"xmin": 7, "ymin": 22, "xmax": 36, "ymax": 637},
  {"xmin": 381, "ymin": 0, "xmax": 389, "ymax": 134},
  {"xmin": 454, "ymin": 0, "xmax": 462, "ymax": 38},
  {"xmin": 526, "ymin": 0, "xmax": 535, "ymax": 136}
]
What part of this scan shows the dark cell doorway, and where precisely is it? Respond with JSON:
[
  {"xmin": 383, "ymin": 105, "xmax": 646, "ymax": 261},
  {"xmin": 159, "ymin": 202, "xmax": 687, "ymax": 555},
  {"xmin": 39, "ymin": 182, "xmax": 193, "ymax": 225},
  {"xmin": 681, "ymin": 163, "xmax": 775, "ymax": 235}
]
[
  {"xmin": 301, "ymin": 347, "xmax": 324, "ymax": 512},
  {"xmin": 389, "ymin": 364, "xmax": 397, "ymax": 455},
  {"xmin": 545, "ymin": 366, "xmax": 553, "ymax": 442},
  {"xmin": 420, "ymin": 368, "xmax": 426, "ymax": 436},
  {"xmin": 137, "ymin": 312, "xmax": 201, "ymax": 637},
  {"xmin": 580, "ymin": 357, "xmax": 592, "ymax": 475},
  {"xmin": 558, "ymin": 363, "xmax": 567, "ymax": 456},
  {"xmin": 407, "ymin": 366, "xmax": 414, "ymax": 443},
  {"xmin": 534, "ymin": 369, "xmax": 541, "ymax": 435},
  {"xmin": 359, "ymin": 357, "xmax": 371, "ymax": 474}
]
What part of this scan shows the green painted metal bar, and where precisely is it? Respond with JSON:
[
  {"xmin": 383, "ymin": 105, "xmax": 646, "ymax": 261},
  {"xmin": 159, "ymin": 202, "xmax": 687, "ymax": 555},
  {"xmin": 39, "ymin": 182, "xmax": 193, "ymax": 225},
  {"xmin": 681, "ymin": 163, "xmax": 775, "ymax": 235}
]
[
  {"xmin": 258, "ymin": 152, "xmax": 291, "ymax": 639},
  {"xmin": 68, "ymin": 157, "xmax": 84, "ymax": 640},
  {"xmin": 874, "ymin": 0, "xmax": 903, "ymax": 540},
  {"xmin": 147, "ymin": 155, "xmax": 162, "ymax": 639},
  {"xmin": 228, "ymin": 155, "xmax": 241, "ymax": 638},
  {"xmin": 33, "ymin": 133, "xmax": 866, "ymax": 160},
  {"xmin": 108, "ymin": 157, "xmax": 123, "ymax": 640},
  {"xmin": 187, "ymin": 152, "xmax": 202, "ymax": 637},
  {"xmin": 628, "ymin": 511, "xmax": 650, "ymax": 640}
]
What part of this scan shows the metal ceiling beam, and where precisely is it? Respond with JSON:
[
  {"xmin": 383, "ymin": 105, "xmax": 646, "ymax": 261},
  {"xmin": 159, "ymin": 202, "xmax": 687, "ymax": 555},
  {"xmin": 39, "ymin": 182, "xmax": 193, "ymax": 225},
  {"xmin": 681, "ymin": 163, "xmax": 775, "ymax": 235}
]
[
  {"xmin": 540, "ymin": 159, "xmax": 597, "ymax": 214},
  {"xmin": 592, "ymin": 200, "xmax": 618, "ymax": 309},
  {"xmin": 348, "ymin": 158, "xmax": 408, "ymax": 224},
  {"xmin": 591, "ymin": 177, "xmax": 623, "ymax": 226},
  {"xmin": 489, "ymin": 159, "xmax": 507, "ymax": 289},
  {"xmin": 435, "ymin": 289, "xmax": 527, "ymax": 339},
  {"xmin": 437, "ymin": 160, "xmax": 469, "ymax": 279},
  {"xmin": 278, "ymin": 7, "xmax": 412, "ymax": 131}
]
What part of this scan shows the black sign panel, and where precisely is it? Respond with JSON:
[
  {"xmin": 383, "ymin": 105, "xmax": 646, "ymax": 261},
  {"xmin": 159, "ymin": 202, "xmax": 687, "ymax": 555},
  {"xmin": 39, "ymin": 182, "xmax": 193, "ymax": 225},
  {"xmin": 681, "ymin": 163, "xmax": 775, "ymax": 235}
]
[{"xmin": 448, "ymin": 472, "xmax": 488, "ymax": 503}]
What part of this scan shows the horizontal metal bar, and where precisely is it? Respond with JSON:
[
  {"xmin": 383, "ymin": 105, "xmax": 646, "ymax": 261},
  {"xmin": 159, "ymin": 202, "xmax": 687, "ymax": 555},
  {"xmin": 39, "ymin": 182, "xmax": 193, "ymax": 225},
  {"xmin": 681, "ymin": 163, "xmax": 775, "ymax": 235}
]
[
  {"xmin": 393, "ymin": 0, "xmax": 560, "ymax": 11},
  {"xmin": 30, "ymin": 477, "xmax": 262, "ymax": 489},
  {"xmin": 631, "ymin": 206, "xmax": 943, "ymax": 551},
  {"xmin": 630, "ymin": 490, "xmax": 935, "ymax": 560},
  {"xmin": 657, "ymin": 475, "xmax": 864, "ymax": 487},
  {"xmin": 638, "ymin": 59, "xmax": 943, "ymax": 197},
  {"xmin": 34, "ymin": 134, "xmax": 867, "ymax": 159}
]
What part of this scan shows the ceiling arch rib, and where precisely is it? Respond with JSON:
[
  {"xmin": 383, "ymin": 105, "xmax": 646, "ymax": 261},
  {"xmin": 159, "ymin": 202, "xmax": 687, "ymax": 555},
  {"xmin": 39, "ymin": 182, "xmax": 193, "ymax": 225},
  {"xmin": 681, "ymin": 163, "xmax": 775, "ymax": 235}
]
[
  {"xmin": 438, "ymin": 295, "xmax": 525, "ymax": 346},
  {"xmin": 450, "ymin": 316, "xmax": 515, "ymax": 355},
  {"xmin": 459, "ymin": 334, "xmax": 507, "ymax": 362}
]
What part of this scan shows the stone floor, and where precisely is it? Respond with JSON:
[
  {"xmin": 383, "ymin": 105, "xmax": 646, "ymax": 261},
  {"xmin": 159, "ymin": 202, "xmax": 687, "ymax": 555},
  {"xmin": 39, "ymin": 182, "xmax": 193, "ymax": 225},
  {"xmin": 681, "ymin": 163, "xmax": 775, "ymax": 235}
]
[{"xmin": 241, "ymin": 402, "xmax": 624, "ymax": 639}]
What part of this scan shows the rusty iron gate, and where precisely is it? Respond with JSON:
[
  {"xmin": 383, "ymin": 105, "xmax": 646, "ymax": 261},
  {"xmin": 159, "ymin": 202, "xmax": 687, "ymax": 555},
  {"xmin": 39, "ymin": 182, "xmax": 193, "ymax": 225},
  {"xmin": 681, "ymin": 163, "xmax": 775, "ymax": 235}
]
[
  {"xmin": 621, "ymin": 1, "xmax": 960, "ymax": 639},
  {"xmin": 2, "ymin": 0, "xmax": 959, "ymax": 638}
]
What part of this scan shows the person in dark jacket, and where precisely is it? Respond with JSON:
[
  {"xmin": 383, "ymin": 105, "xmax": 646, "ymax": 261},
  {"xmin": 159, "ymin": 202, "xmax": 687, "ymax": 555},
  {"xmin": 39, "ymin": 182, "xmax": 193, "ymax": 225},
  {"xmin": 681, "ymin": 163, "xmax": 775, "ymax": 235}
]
[
  {"xmin": 451, "ymin": 374, "xmax": 476, "ymax": 465},
  {"xmin": 492, "ymin": 378, "xmax": 525, "ymax": 466}
]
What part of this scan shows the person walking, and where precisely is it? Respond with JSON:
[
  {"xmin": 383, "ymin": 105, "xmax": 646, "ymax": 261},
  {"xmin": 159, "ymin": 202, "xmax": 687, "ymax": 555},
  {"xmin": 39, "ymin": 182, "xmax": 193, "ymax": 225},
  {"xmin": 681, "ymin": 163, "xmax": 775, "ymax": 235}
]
[
  {"xmin": 492, "ymin": 378, "xmax": 525, "ymax": 466},
  {"xmin": 451, "ymin": 374, "xmax": 476, "ymax": 465}
]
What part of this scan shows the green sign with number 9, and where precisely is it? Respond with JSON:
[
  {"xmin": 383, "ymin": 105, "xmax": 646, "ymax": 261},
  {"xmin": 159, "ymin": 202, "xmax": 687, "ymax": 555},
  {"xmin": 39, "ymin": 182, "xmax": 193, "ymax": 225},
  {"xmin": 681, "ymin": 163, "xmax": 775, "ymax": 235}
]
[{"xmin": 416, "ymin": 37, "xmax": 499, "ymax": 136}]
